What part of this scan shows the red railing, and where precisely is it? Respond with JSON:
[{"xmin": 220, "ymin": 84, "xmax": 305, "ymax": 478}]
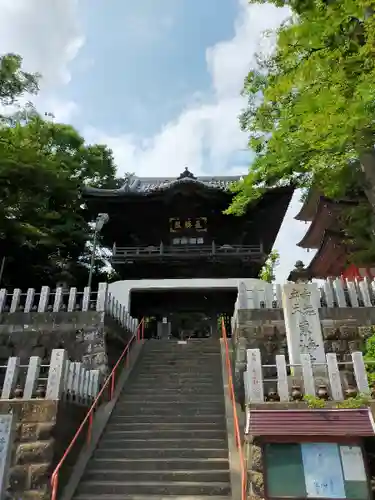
[
  {"xmin": 221, "ymin": 317, "xmax": 247, "ymax": 500},
  {"xmin": 50, "ymin": 318, "xmax": 145, "ymax": 500}
]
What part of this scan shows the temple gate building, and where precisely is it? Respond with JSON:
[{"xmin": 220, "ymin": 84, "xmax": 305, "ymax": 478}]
[{"xmin": 83, "ymin": 168, "xmax": 293, "ymax": 335}]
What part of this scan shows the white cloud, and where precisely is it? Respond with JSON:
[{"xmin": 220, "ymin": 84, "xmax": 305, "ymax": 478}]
[
  {"xmin": 273, "ymin": 191, "xmax": 315, "ymax": 282},
  {"xmin": 0, "ymin": 0, "xmax": 83, "ymax": 122},
  {"xmin": 85, "ymin": 2, "xmax": 289, "ymax": 178}
]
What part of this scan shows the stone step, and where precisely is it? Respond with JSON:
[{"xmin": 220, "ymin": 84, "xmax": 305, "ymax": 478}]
[
  {"xmin": 131, "ymin": 375, "xmax": 220, "ymax": 380},
  {"xmin": 134, "ymin": 374, "xmax": 222, "ymax": 380},
  {"xmin": 138, "ymin": 367, "xmax": 222, "ymax": 372},
  {"xmin": 128, "ymin": 383, "xmax": 220, "ymax": 390},
  {"xmin": 140, "ymin": 355, "xmax": 222, "ymax": 358},
  {"xmin": 141, "ymin": 355, "xmax": 221, "ymax": 359},
  {"xmin": 124, "ymin": 388, "xmax": 224, "ymax": 395},
  {"xmin": 109, "ymin": 415, "xmax": 225, "ymax": 424},
  {"xmin": 93, "ymin": 448, "xmax": 229, "ymax": 460},
  {"xmin": 144, "ymin": 346, "xmax": 221, "ymax": 349},
  {"xmin": 137, "ymin": 367, "xmax": 222, "ymax": 373},
  {"xmin": 142, "ymin": 362, "xmax": 221, "ymax": 369},
  {"xmin": 112, "ymin": 407, "xmax": 225, "ymax": 417},
  {"xmin": 134, "ymin": 373, "xmax": 220, "ymax": 378},
  {"xmin": 103, "ymin": 430, "xmax": 226, "ymax": 440},
  {"xmin": 75, "ymin": 495, "xmax": 230, "ymax": 500},
  {"xmin": 98, "ymin": 439, "xmax": 227, "ymax": 450},
  {"xmin": 106, "ymin": 422, "xmax": 225, "ymax": 431},
  {"xmin": 132, "ymin": 379, "xmax": 220, "ymax": 385},
  {"xmin": 86, "ymin": 458, "xmax": 229, "ymax": 472},
  {"xmin": 76, "ymin": 480, "xmax": 231, "ymax": 497},
  {"xmin": 83, "ymin": 470, "xmax": 230, "ymax": 483},
  {"xmin": 115, "ymin": 397, "xmax": 224, "ymax": 404},
  {"xmin": 115, "ymin": 400, "xmax": 225, "ymax": 407}
]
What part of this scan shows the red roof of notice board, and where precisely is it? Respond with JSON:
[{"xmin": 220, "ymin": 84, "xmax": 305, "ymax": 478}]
[{"xmin": 246, "ymin": 409, "xmax": 375, "ymax": 437}]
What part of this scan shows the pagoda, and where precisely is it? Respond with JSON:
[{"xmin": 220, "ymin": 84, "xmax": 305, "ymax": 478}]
[
  {"xmin": 83, "ymin": 168, "xmax": 293, "ymax": 281},
  {"xmin": 292, "ymin": 189, "xmax": 375, "ymax": 280}
]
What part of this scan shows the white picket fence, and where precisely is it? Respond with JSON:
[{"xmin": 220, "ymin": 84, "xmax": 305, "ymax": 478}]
[
  {"xmin": 234, "ymin": 277, "xmax": 375, "ymax": 312},
  {"xmin": 0, "ymin": 349, "xmax": 101, "ymax": 402},
  {"xmin": 106, "ymin": 291, "xmax": 138, "ymax": 334},
  {"xmin": 244, "ymin": 348, "xmax": 370, "ymax": 404},
  {"xmin": 0, "ymin": 283, "xmax": 139, "ymax": 335}
]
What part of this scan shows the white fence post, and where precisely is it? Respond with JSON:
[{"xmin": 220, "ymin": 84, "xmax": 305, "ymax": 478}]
[
  {"xmin": 82, "ymin": 287, "xmax": 90, "ymax": 312},
  {"xmin": 96, "ymin": 283, "xmax": 108, "ymax": 312},
  {"xmin": 352, "ymin": 351, "xmax": 370, "ymax": 394},
  {"xmin": 1, "ymin": 357, "xmax": 20, "ymax": 399},
  {"xmin": 53, "ymin": 287, "xmax": 63, "ymax": 312},
  {"xmin": 38, "ymin": 286, "xmax": 50, "ymax": 312},
  {"xmin": 275, "ymin": 354, "xmax": 289, "ymax": 401},
  {"xmin": 90, "ymin": 370, "xmax": 100, "ymax": 398},
  {"xmin": 24, "ymin": 288, "xmax": 35, "ymax": 313},
  {"xmin": 23, "ymin": 356, "xmax": 41, "ymax": 400},
  {"xmin": 237, "ymin": 282, "xmax": 248, "ymax": 310},
  {"xmin": 0, "ymin": 289, "xmax": 7, "ymax": 313},
  {"xmin": 326, "ymin": 353, "xmax": 344, "ymax": 401},
  {"xmin": 9, "ymin": 288, "xmax": 21, "ymax": 313},
  {"xmin": 46, "ymin": 349, "xmax": 67, "ymax": 400},
  {"xmin": 73, "ymin": 362, "xmax": 82, "ymax": 399},
  {"xmin": 333, "ymin": 279, "xmax": 346, "ymax": 307},
  {"xmin": 67, "ymin": 287, "xmax": 77, "ymax": 312}
]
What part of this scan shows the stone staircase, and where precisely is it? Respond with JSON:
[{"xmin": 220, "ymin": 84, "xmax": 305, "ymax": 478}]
[{"xmin": 73, "ymin": 338, "xmax": 231, "ymax": 499}]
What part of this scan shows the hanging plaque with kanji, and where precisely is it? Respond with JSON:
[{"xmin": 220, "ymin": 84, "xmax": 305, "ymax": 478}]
[{"xmin": 169, "ymin": 217, "xmax": 207, "ymax": 233}]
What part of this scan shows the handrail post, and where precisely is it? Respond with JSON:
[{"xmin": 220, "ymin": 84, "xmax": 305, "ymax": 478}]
[
  {"xmin": 51, "ymin": 474, "xmax": 58, "ymax": 500},
  {"xmin": 110, "ymin": 371, "xmax": 115, "ymax": 399}
]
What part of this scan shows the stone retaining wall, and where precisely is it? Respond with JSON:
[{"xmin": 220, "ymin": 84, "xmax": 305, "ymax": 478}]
[
  {"xmin": 0, "ymin": 311, "xmax": 133, "ymax": 375},
  {"xmin": 2, "ymin": 399, "xmax": 87, "ymax": 500},
  {"xmin": 233, "ymin": 308, "xmax": 375, "ymax": 408}
]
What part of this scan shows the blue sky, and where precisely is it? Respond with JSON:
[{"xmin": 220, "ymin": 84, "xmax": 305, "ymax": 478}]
[{"xmin": 0, "ymin": 0, "xmax": 312, "ymax": 281}]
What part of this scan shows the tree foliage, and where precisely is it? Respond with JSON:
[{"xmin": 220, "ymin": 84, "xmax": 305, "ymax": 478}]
[
  {"xmin": 363, "ymin": 331, "xmax": 375, "ymax": 385},
  {"xmin": 259, "ymin": 249, "xmax": 280, "ymax": 282},
  {"xmin": 0, "ymin": 53, "xmax": 119, "ymax": 289},
  {"xmin": 229, "ymin": 0, "xmax": 375, "ymax": 217},
  {"xmin": 0, "ymin": 53, "xmax": 39, "ymax": 107}
]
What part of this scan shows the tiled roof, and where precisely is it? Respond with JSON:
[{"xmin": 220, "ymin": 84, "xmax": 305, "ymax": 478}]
[
  {"xmin": 246, "ymin": 409, "xmax": 375, "ymax": 437},
  {"xmin": 83, "ymin": 168, "xmax": 242, "ymax": 197}
]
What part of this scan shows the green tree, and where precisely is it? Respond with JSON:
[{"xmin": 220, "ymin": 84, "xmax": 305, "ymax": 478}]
[
  {"xmin": 0, "ymin": 53, "xmax": 119, "ymax": 289},
  {"xmin": 228, "ymin": 0, "xmax": 375, "ymax": 216},
  {"xmin": 259, "ymin": 249, "xmax": 280, "ymax": 282},
  {"xmin": 0, "ymin": 117, "xmax": 118, "ymax": 288},
  {"xmin": 0, "ymin": 53, "xmax": 39, "ymax": 106},
  {"xmin": 363, "ymin": 332, "xmax": 375, "ymax": 385}
]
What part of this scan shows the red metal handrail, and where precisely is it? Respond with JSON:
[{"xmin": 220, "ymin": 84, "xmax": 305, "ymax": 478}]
[
  {"xmin": 221, "ymin": 317, "xmax": 247, "ymax": 500},
  {"xmin": 50, "ymin": 318, "xmax": 145, "ymax": 500}
]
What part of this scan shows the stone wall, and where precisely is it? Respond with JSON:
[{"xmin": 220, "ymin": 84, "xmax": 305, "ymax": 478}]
[
  {"xmin": 0, "ymin": 311, "xmax": 134, "ymax": 375},
  {"xmin": 1, "ymin": 399, "xmax": 88, "ymax": 500},
  {"xmin": 233, "ymin": 307, "xmax": 375, "ymax": 407}
]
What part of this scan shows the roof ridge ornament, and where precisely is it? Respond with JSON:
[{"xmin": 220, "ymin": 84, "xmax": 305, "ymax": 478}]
[{"xmin": 178, "ymin": 166, "xmax": 196, "ymax": 180}]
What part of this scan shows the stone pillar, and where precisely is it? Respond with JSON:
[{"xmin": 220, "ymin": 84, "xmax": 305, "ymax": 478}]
[{"xmin": 282, "ymin": 282, "xmax": 327, "ymax": 384}]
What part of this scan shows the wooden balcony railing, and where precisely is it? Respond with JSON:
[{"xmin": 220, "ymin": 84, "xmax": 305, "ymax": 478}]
[{"xmin": 111, "ymin": 243, "xmax": 264, "ymax": 262}]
